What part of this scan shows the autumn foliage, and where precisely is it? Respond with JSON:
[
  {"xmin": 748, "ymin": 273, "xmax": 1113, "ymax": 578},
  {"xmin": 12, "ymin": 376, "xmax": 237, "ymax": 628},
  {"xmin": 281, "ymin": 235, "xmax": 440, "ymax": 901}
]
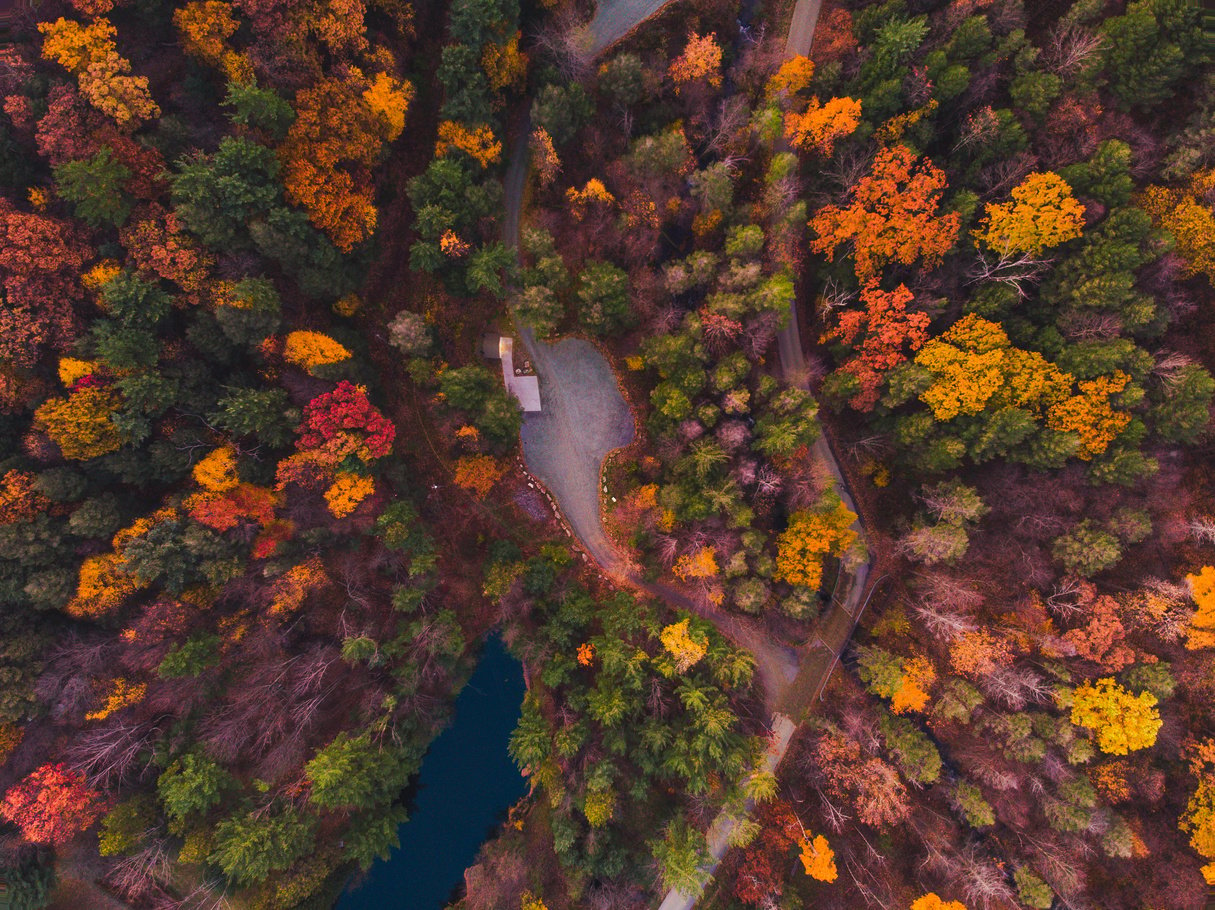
[
  {"xmin": 809, "ymin": 145, "xmax": 960, "ymax": 280},
  {"xmin": 39, "ymin": 18, "xmax": 160, "ymax": 126},
  {"xmin": 296, "ymin": 381, "xmax": 395, "ymax": 465},
  {"xmin": 453, "ymin": 454, "xmax": 505, "ymax": 498},
  {"xmin": 1141, "ymin": 169, "xmax": 1215, "ymax": 284},
  {"xmin": 1, "ymin": 763, "xmax": 103, "ymax": 845},
  {"xmin": 784, "ymin": 96, "xmax": 862, "ymax": 157},
  {"xmin": 798, "ymin": 833, "xmax": 837, "ymax": 881},
  {"xmin": 660, "ymin": 618, "xmax": 708, "ymax": 673},
  {"xmin": 976, "ymin": 171, "xmax": 1085, "ymax": 256},
  {"xmin": 35, "ymin": 385, "xmax": 125, "ymax": 460},
  {"xmin": 1071, "ymin": 678, "xmax": 1161, "ymax": 755},
  {"xmin": 774, "ymin": 500, "xmax": 857, "ymax": 589},
  {"xmin": 1186, "ymin": 567, "xmax": 1215, "ymax": 650},
  {"xmin": 279, "ymin": 75, "xmax": 411, "ymax": 250},
  {"xmin": 825, "ymin": 281, "xmax": 930, "ymax": 411},
  {"xmin": 911, "ymin": 896, "xmax": 967, "ymax": 910},
  {"xmin": 668, "ymin": 32, "xmax": 722, "ymax": 93},
  {"xmin": 283, "ymin": 330, "xmax": 352, "ymax": 372}
]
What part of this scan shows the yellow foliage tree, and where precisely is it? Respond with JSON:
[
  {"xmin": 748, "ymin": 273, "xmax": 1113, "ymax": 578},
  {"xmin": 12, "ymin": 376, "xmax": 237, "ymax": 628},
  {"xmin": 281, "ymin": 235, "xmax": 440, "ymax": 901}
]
[
  {"xmin": 362, "ymin": 72, "xmax": 413, "ymax": 142},
  {"xmin": 566, "ymin": 178, "xmax": 615, "ymax": 218},
  {"xmin": 798, "ymin": 834, "xmax": 838, "ymax": 881},
  {"xmin": 324, "ymin": 473, "xmax": 375, "ymax": 518},
  {"xmin": 673, "ymin": 546, "xmax": 719, "ymax": 582},
  {"xmin": 520, "ymin": 893, "xmax": 548, "ymax": 910},
  {"xmin": 35, "ymin": 386, "xmax": 125, "ymax": 460},
  {"xmin": 766, "ymin": 55, "xmax": 815, "ymax": 100},
  {"xmin": 668, "ymin": 31, "xmax": 722, "ymax": 93},
  {"xmin": 976, "ymin": 171, "xmax": 1085, "ymax": 256},
  {"xmin": 774, "ymin": 500, "xmax": 857, "ymax": 589},
  {"xmin": 283, "ymin": 330, "xmax": 352, "ymax": 372},
  {"xmin": 482, "ymin": 32, "xmax": 527, "ymax": 92},
  {"xmin": 0, "ymin": 724, "xmax": 22, "ymax": 764},
  {"xmin": 67, "ymin": 553, "xmax": 137, "ymax": 618},
  {"xmin": 269, "ymin": 558, "xmax": 326, "ymax": 617},
  {"xmin": 173, "ymin": 1, "xmax": 239, "ymax": 68},
  {"xmin": 39, "ymin": 18, "xmax": 160, "ymax": 126},
  {"xmin": 192, "ymin": 447, "xmax": 240, "ymax": 492},
  {"xmin": 1071, "ymin": 677, "xmax": 1161, "ymax": 755},
  {"xmin": 1185, "ymin": 566, "xmax": 1215, "ymax": 650},
  {"xmin": 890, "ymin": 655, "xmax": 936, "ymax": 714},
  {"xmin": 1181, "ymin": 741, "xmax": 1215, "ymax": 880},
  {"xmin": 435, "ymin": 121, "xmax": 502, "ymax": 168},
  {"xmin": 660, "ymin": 618, "xmax": 708, "ymax": 673},
  {"xmin": 453, "ymin": 454, "xmax": 505, "ymax": 499},
  {"xmin": 1140, "ymin": 170, "xmax": 1215, "ymax": 284},
  {"xmin": 58, "ymin": 358, "xmax": 99, "ymax": 387},
  {"xmin": 784, "ymin": 96, "xmax": 862, "ymax": 156},
  {"xmin": 85, "ymin": 678, "xmax": 147, "ymax": 721},
  {"xmin": 911, "ymin": 896, "xmax": 966, "ymax": 910},
  {"xmin": 583, "ymin": 786, "xmax": 615, "ymax": 827},
  {"xmin": 531, "ymin": 127, "xmax": 561, "ymax": 187}
]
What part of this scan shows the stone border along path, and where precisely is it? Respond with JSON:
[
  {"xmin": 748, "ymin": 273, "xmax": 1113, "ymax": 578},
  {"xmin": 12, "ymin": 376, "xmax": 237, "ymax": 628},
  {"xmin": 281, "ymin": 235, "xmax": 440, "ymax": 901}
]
[{"xmin": 501, "ymin": 0, "xmax": 877, "ymax": 904}]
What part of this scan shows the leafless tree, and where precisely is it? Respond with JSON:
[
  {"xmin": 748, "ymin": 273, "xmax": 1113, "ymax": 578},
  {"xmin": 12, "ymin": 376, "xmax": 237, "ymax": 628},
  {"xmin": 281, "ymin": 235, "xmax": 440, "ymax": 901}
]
[
  {"xmin": 67, "ymin": 718, "xmax": 160, "ymax": 786},
  {"xmin": 1057, "ymin": 309, "xmax": 1125, "ymax": 341},
  {"xmin": 105, "ymin": 837, "xmax": 175, "ymax": 902},
  {"xmin": 915, "ymin": 601, "xmax": 979, "ymax": 640},
  {"xmin": 1044, "ymin": 22, "xmax": 1105, "ymax": 78},
  {"xmin": 956, "ymin": 845, "xmax": 1016, "ymax": 909},
  {"xmin": 1190, "ymin": 516, "xmax": 1215, "ymax": 546},
  {"xmin": 531, "ymin": 8, "xmax": 593, "ymax": 82},
  {"xmin": 979, "ymin": 663, "xmax": 1051, "ymax": 710},
  {"xmin": 967, "ymin": 249, "xmax": 1052, "ymax": 299}
]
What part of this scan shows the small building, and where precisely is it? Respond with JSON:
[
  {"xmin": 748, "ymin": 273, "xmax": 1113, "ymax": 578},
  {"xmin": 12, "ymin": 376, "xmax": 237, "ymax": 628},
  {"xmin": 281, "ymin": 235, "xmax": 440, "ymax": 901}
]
[{"xmin": 481, "ymin": 333, "xmax": 541, "ymax": 412}]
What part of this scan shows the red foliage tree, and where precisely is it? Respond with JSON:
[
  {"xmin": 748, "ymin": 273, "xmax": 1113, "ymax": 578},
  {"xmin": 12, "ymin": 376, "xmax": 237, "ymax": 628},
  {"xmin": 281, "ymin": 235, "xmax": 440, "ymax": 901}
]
[
  {"xmin": 297, "ymin": 380, "xmax": 395, "ymax": 463},
  {"xmin": 0, "ymin": 199, "xmax": 88, "ymax": 368},
  {"xmin": 734, "ymin": 799, "xmax": 802, "ymax": 906},
  {"xmin": 1, "ymin": 763, "xmax": 104, "ymax": 845},
  {"xmin": 824, "ymin": 281, "xmax": 930, "ymax": 410}
]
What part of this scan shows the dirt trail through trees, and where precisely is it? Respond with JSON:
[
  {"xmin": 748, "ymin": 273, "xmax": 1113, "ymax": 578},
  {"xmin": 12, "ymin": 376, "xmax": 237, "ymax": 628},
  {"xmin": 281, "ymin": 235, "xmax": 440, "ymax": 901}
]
[{"xmin": 502, "ymin": 0, "xmax": 880, "ymax": 902}]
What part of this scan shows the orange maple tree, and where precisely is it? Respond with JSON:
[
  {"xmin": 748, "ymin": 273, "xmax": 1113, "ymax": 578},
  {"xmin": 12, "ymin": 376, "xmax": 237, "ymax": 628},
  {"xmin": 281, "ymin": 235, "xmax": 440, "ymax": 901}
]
[
  {"xmin": 668, "ymin": 31, "xmax": 722, "ymax": 93},
  {"xmin": 0, "ymin": 470, "xmax": 49, "ymax": 525},
  {"xmin": 453, "ymin": 454, "xmax": 505, "ymax": 499},
  {"xmin": 1186, "ymin": 567, "xmax": 1215, "ymax": 650},
  {"xmin": 809, "ymin": 144, "xmax": 960, "ymax": 280},
  {"xmin": 784, "ymin": 96, "xmax": 862, "ymax": 157},
  {"xmin": 435, "ymin": 121, "xmax": 502, "ymax": 168},
  {"xmin": 278, "ymin": 75, "xmax": 409, "ymax": 250}
]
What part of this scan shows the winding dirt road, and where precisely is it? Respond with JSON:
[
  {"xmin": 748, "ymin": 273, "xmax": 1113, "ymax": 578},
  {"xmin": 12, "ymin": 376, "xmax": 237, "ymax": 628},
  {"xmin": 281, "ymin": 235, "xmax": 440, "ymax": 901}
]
[{"xmin": 500, "ymin": 0, "xmax": 880, "ymax": 903}]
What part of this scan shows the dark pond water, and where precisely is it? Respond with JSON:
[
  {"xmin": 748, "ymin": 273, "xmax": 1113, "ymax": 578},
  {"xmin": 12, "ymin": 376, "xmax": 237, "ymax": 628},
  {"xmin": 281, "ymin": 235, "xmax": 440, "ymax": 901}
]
[{"xmin": 337, "ymin": 637, "xmax": 526, "ymax": 910}]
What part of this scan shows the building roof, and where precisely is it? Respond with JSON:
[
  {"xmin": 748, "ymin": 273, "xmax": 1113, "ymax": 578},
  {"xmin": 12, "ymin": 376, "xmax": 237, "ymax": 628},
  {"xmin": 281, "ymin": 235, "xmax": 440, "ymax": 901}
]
[{"xmin": 498, "ymin": 336, "xmax": 542, "ymax": 412}]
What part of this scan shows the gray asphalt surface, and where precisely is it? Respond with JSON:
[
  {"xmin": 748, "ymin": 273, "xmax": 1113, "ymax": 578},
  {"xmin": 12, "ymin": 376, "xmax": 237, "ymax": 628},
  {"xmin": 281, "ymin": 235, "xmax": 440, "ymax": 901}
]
[
  {"xmin": 518, "ymin": 333, "xmax": 635, "ymax": 572},
  {"xmin": 589, "ymin": 0, "xmax": 679, "ymax": 53}
]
